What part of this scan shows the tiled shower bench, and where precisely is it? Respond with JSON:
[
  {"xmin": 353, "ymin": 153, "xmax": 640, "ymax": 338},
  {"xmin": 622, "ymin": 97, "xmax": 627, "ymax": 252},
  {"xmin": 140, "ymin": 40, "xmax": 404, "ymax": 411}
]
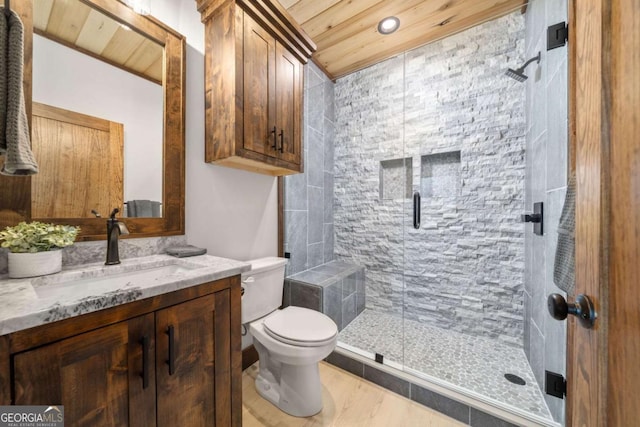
[{"xmin": 283, "ymin": 261, "xmax": 365, "ymax": 331}]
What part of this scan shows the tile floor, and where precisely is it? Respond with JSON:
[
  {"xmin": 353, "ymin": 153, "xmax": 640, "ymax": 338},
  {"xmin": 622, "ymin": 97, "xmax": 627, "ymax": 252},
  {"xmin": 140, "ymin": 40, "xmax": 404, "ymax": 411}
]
[{"xmin": 338, "ymin": 309, "xmax": 552, "ymax": 420}]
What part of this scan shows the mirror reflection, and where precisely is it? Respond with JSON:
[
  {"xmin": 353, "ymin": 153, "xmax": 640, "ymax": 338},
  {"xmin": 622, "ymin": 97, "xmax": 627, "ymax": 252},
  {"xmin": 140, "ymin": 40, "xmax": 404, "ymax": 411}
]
[{"xmin": 31, "ymin": 0, "xmax": 164, "ymax": 218}]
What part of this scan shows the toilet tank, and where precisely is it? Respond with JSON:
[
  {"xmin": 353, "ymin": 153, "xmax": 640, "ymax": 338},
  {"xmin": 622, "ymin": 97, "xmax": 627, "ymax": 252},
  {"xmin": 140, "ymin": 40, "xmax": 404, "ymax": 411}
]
[{"xmin": 241, "ymin": 257, "xmax": 288, "ymax": 324}]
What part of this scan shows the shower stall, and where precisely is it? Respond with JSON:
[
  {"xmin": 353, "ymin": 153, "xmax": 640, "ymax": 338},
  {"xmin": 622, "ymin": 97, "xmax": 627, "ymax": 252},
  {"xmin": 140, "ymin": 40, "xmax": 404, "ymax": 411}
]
[{"xmin": 284, "ymin": 4, "xmax": 567, "ymax": 426}]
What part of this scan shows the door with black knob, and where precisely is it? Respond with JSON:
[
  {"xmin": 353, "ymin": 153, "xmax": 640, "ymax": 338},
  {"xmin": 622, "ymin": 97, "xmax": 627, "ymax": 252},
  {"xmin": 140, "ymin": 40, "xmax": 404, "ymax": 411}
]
[{"xmin": 567, "ymin": 0, "xmax": 640, "ymax": 424}]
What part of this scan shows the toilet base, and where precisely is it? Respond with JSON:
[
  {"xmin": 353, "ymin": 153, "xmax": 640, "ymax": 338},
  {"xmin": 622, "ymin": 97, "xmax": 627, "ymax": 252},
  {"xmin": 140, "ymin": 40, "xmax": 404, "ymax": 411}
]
[{"xmin": 253, "ymin": 341, "xmax": 323, "ymax": 417}]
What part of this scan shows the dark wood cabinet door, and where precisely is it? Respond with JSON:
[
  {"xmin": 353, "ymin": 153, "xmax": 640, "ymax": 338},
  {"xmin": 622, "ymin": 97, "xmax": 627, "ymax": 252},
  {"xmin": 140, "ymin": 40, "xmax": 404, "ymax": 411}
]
[
  {"xmin": 128, "ymin": 314, "xmax": 157, "ymax": 427},
  {"xmin": 13, "ymin": 314, "xmax": 155, "ymax": 427},
  {"xmin": 275, "ymin": 42, "xmax": 302, "ymax": 166},
  {"xmin": 243, "ymin": 14, "xmax": 276, "ymax": 157},
  {"xmin": 155, "ymin": 294, "xmax": 216, "ymax": 427}
]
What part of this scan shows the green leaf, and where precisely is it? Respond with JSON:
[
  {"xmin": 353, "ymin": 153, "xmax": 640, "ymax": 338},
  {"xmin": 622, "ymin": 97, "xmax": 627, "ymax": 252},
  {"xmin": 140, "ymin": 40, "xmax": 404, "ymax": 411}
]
[{"xmin": 0, "ymin": 222, "xmax": 80, "ymax": 253}]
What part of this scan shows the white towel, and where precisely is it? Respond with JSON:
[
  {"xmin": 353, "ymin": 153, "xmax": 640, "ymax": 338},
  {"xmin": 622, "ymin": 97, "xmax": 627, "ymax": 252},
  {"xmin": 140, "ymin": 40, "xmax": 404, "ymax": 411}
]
[{"xmin": 0, "ymin": 10, "xmax": 38, "ymax": 175}]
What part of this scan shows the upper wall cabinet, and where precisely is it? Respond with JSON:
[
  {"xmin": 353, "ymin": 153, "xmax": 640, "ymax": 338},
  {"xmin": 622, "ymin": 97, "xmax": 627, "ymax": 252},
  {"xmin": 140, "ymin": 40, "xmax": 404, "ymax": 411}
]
[{"xmin": 196, "ymin": 0, "xmax": 316, "ymax": 176}]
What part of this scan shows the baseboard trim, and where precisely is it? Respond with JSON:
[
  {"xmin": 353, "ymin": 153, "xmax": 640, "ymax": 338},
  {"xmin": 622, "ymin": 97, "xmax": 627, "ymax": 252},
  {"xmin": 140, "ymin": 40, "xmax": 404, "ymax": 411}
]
[{"xmin": 242, "ymin": 345, "xmax": 259, "ymax": 371}]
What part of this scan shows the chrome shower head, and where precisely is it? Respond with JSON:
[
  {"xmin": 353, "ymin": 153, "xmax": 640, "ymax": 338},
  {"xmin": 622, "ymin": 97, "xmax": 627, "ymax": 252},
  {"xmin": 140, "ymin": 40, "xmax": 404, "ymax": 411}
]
[
  {"xmin": 505, "ymin": 51, "xmax": 541, "ymax": 82},
  {"xmin": 505, "ymin": 68, "xmax": 528, "ymax": 82}
]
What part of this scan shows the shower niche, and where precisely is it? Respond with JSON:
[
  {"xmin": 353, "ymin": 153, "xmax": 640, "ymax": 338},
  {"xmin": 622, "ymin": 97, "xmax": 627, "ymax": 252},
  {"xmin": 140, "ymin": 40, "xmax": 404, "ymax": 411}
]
[
  {"xmin": 379, "ymin": 158, "xmax": 413, "ymax": 200},
  {"xmin": 420, "ymin": 151, "xmax": 461, "ymax": 198}
]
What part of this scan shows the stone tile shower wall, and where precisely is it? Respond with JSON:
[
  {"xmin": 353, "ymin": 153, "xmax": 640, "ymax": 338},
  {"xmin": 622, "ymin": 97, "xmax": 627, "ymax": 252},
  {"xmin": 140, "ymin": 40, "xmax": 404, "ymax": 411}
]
[
  {"xmin": 523, "ymin": 0, "xmax": 569, "ymax": 423},
  {"xmin": 283, "ymin": 62, "xmax": 335, "ymax": 276},
  {"xmin": 334, "ymin": 13, "xmax": 526, "ymax": 345}
]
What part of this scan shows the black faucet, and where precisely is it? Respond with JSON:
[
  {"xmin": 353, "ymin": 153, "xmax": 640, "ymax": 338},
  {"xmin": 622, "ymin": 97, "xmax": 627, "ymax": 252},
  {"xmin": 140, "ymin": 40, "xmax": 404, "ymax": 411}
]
[{"xmin": 106, "ymin": 208, "xmax": 129, "ymax": 265}]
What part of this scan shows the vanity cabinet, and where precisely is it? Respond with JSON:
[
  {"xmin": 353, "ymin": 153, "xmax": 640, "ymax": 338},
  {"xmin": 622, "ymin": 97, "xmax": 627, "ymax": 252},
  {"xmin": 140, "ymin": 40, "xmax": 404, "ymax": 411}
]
[
  {"xmin": 1, "ymin": 277, "xmax": 241, "ymax": 427},
  {"xmin": 197, "ymin": 0, "xmax": 315, "ymax": 176},
  {"xmin": 14, "ymin": 314, "xmax": 156, "ymax": 426}
]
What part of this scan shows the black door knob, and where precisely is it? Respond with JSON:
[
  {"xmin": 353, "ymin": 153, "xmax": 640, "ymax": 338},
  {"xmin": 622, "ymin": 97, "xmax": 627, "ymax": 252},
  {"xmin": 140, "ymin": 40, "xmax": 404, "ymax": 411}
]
[{"xmin": 547, "ymin": 293, "xmax": 597, "ymax": 328}]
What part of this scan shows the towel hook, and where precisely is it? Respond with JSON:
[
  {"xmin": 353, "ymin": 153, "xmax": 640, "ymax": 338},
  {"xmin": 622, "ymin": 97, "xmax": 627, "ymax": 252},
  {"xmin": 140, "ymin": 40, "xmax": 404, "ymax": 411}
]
[{"xmin": 4, "ymin": 0, "xmax": 10, "ymax": 17}]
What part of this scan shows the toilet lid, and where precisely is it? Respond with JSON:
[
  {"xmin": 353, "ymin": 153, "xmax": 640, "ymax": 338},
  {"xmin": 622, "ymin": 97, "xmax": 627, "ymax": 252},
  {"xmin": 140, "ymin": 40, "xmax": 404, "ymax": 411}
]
[{"xmin": 263, "ymin": 306, "xmax": 338, "ymax": 345}]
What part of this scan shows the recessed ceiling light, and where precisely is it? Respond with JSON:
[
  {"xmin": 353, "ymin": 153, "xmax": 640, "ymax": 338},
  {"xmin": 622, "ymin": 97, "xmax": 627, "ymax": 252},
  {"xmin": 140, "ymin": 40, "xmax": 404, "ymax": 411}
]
[{"xmin": 378, "ymin": 16, "xmax": 400, "ymax": 35}]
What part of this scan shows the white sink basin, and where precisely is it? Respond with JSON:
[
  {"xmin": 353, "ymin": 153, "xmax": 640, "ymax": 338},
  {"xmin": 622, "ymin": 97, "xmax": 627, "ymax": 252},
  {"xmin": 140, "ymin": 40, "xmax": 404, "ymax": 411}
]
[{"xmin": 34, "ymin": 263, "xmax": 196, "ymax": 299}]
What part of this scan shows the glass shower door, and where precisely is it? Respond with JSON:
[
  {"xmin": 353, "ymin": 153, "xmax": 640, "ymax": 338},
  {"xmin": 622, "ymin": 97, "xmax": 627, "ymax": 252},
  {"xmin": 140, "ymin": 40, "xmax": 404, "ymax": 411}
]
[
  {"xmin": 333, "ymin": 54, "xmax": 407, "ymax": 370},
  {"xmin": 399, "ymin": 8, "xmax": 567, "ymax": 423}
]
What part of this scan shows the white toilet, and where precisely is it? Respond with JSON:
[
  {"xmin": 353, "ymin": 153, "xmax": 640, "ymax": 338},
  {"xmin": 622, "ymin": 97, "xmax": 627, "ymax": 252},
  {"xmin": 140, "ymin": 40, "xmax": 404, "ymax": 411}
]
[{"xmin": 241, "ymin": 257, "xmax": 338, "ymax": 417}]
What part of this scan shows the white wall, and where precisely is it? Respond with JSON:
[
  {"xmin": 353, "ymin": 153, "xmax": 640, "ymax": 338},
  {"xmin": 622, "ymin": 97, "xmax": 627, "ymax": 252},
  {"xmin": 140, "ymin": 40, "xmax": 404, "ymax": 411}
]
[
  {"xmin": 32, "ymin": 35, "xmax": 163, "ymax": 204},
  {"xmin": 150, "ymin": 0, "xmax": 278, "ymax": 261}
]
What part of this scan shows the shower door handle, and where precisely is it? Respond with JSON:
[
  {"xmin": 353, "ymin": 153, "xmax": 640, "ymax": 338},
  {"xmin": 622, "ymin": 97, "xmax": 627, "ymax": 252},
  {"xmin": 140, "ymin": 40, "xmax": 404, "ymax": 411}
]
[{"xmin": 413, "ymin": 192, "xmax": 421, "ymax": 229}]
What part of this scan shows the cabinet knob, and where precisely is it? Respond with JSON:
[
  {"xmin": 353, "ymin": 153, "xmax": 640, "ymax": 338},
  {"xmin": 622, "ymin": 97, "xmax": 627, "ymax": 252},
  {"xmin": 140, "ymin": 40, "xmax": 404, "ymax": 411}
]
[{"xmin": 278, "ymin": 130, "xmax": 284, "ymax": 153}]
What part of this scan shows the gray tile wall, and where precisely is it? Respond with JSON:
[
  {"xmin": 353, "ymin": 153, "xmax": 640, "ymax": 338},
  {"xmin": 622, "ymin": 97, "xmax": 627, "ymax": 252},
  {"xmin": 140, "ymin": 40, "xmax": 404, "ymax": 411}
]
[
  {"xmin": 284, "ymin": 261, "xmax": 365, "ymax": 331},
  {"xmin": 524, "ymin": 0, "xmax": 568, "ymax": 423},
  {"xmin": 284, "ymin": 62, "xmax": 335, "ymax": 276},
  {"xmin": 333, "ymin": 13, "xmax": 527, "ymax": 345}
]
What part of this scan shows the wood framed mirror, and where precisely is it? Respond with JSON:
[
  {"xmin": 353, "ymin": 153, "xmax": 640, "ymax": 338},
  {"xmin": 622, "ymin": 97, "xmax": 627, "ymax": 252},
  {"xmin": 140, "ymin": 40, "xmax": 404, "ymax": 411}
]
[{"xmin": 0, "ymin": 0, "xmax": 185, "ymax": 240}]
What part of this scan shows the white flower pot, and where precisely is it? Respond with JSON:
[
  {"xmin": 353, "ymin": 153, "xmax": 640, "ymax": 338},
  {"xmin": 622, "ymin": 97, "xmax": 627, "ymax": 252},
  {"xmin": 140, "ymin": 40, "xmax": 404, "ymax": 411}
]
[{"xmin": 8, "ymin": 250, "xmax": 62, "ymax": 279}]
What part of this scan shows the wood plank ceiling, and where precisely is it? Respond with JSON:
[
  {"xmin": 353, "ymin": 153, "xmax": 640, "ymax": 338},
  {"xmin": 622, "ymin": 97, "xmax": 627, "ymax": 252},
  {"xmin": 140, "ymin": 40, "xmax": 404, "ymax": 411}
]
[
  {"xmin": 279, "ymin": 0, "xmax": 528, "ymax": 79},
  {"xmin": 34, "ymin": 0, "xmax": 163, "ymax": 84}
]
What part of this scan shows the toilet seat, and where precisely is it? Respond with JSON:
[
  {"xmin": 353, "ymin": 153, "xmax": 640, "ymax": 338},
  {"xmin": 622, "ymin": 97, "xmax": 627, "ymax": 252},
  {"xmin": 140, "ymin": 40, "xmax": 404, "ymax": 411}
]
[{"xmin": 263, "ymin": 306, "xmax": 338, "ymax": 347}]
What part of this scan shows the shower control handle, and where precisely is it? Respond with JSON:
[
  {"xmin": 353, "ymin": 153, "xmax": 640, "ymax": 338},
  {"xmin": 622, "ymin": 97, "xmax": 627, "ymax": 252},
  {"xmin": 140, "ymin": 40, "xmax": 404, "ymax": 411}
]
[
  {"xmin": 522, "ymin": 202, "xmax": 544, "ymax": 235},
  {"xmin": 548, "ymin": 293, "xmax": 597, "ymax": 329},
  {"xmin": 521, "ymin": 213, "xmax": 541, "ymax": 223}
]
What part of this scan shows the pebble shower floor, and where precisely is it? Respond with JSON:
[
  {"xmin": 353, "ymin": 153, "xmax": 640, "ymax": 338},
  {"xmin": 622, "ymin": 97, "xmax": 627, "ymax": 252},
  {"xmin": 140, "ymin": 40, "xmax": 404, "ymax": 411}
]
[{"xmin": 338, "ymin": 309, "xmax": 553, "ymax": 420}]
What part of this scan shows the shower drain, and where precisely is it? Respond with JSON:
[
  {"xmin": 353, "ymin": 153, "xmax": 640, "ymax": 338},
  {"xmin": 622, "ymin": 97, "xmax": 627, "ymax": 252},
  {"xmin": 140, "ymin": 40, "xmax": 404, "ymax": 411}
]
[{"xmin": 504, "ymin": 373, "xmax": 526, "ymax": 385}]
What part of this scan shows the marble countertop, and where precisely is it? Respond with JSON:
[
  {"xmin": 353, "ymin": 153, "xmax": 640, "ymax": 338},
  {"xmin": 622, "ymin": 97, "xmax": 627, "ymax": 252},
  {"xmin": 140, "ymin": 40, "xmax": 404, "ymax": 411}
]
[{"xmin": 0, "ymin": 254, "xmax": 250, "ymax": 336}]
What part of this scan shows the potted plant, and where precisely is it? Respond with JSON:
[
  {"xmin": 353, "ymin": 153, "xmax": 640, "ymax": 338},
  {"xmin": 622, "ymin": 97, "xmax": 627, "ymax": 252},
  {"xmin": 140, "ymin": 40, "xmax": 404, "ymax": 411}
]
[{"xmin": 0, "ymin": 221, "xmax": 80, "ymax": 278}]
